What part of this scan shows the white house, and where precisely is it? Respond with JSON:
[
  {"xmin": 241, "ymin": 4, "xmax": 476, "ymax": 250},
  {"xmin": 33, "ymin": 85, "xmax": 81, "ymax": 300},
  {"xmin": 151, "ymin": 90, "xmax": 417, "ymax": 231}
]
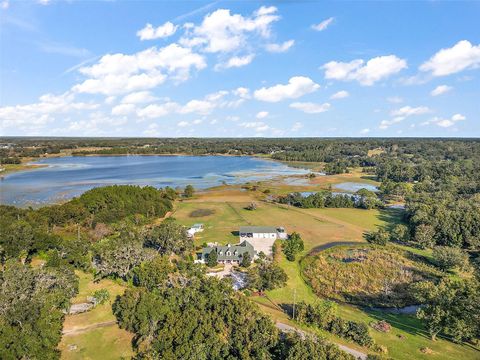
[
  {"xmin": 239, "ymin": 226, "xmax": 287, "ymax": 256},
  {"xmin": 187, "ymin": 223, "xmax": 204, "ymax": 237}
]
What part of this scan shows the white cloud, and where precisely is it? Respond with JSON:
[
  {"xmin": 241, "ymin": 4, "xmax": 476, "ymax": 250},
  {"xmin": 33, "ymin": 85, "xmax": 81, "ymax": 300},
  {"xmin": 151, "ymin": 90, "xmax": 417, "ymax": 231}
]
[
  {"xmin": 180, "ymin": 6, "xmax": 280, "ymax": 53},
  {"xmin": 233, "ymin": 87, "xmax": 250, "ymax": 99},
  {"xmin": 73, "ymin": 44, "xmax": 206, "ymax": 95},
  {"xmin": 379, "ymin": 117, "xmax": 406, "ymax": 129},
  {"xmin": 1, "ymin": 1, "xmax": 9, "ymax": 10},
  {"xmin": 0, "ymin": 92, "xmax": 99, "ymax": 134},
  {"xmin": 290, "ymin": 102, "xmax": 330, "ymax": 114},
  {"xmin": 216, "ymin": 54, "xmax": 255, "ymax": 70},
  {"xmin": 322, "ymin": 55, "xmax": 407, "ymax": 85},
  {"xmin": 420, "ymin": 40, "xmax": 480, "ymax": 76},
  {"xmin": 239, "ymin": 121, "xmax": 270, "ymax": 132},
  {"xmin": 359, "ymin": 128, "xmax": 370, "ymax": 135},
  {"xmin": 291, "ymin": 122, "xmax": 303, "ymax": 131},
  {"xmin": 422, "ymin": 113, "xmax": 466, "ymax": 128},
  {"xmin": 256, "ymin": 111, "xmax": 269, "ymax": 119},
  {"xmin": 254, "ymin": 76, "xmax": 320, "ymax": 102},
  {"xmin": 121, "ymin": 91, "xmax": 157, "ymax": 104},
  {"xmin": 137, "ymin": 102, "xmax": 179, "ymax": 118},
  {"xmin": 37, "ymin": 0, "xmax": 51, "ymax": 5},
  {"xmin": 379, "ymin": 105, "xmax": 432, "ymax": 129},
  {"xmin": 266, "ymin": 40, "xmax": 294, "ymax": 53},
  {"xmin": 330, "ymin": 90, "xmax": 349, "ymax": 99},
  {"xmin": 143, "ymin": 123, "xmax": 160, "ymax": 137},
  {"xmin": 111, "ymin": 103, "xmax": 136, "ymax": 116},
  {"xmin": 137, "ymin": 22, "xmax": 178, "ymax": 40},
  {"xmin": 177, "ymin": 121, "xmax": 190, "ymax": 127},
  {"xmin": 179, "ymin": 99, "xmax": 215, "ymax": 115},
  {"xmin": 387, "ymin": 96, "xmax": 403, "ymax": 103},
  {"xmin": 312, "ymin": 17, "xmax": 334, "ymax": 31},
  {"xmin": 390, "ymin": 105, "xmax": 431, "ymax": 117},
  {"xmin": 431, "ymin": 84, "xmax": 452, "ymax": 96}
]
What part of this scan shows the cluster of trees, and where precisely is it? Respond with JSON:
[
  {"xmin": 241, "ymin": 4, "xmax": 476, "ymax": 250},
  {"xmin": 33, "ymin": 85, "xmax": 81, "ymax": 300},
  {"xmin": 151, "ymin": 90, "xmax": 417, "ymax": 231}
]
[
  {"xmin": 0, "ymin": 261, "xmax": 78, "ymax": 359},
  {"xmin": 247, "ymin": 261, "xmax": 288, "ymax": 291},
  {"xmin": 279, "ymin": 189, "xmax": 382, "ymax": 210},
  {"xmin": 41, "ymin": 185, "xmax": 174, "ymax": 226},
  {"xmin": 0, "ymin": 156, "xmax": 21, "ymax": 164},
  {"xmin": 283, "ymin": 232, "xmax": 304, "ymax": 261},
  {"xmin": 412, "ymin": 278, "xmax": 480, "ymax": 343},
  {"xmin": 0, "ymin": 185, "xmax": 175, "ymax": 266},
  {"xmin": 405, "ymin": 193, "xmax": 480, "ymax": 250},
  {"xmin": 93, "ymin": 220, "xmax": 192, "ymax": 280},
  {"xmin": 112, "ymin": 257, "xmax": 351, "ymax": 359},
  {"xmin": 295, "ymin": 301, "xmax": 374, "ymax": 348}
]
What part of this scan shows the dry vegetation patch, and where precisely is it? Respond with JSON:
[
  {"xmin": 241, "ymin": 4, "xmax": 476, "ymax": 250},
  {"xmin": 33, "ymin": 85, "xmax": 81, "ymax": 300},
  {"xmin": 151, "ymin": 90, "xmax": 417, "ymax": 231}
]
[{"xmin": 302, "ymin": 245, "xmax": 440, "ymax": 307}]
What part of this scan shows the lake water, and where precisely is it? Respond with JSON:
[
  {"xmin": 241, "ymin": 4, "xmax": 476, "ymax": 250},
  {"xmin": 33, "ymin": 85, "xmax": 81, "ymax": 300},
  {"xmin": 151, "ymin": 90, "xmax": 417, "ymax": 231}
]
[
  {"xmin": 0, "ymin": 155, "xmax": 309, "ymax": 207},
  {"xmin": 333, "ymin": 182, "xmax": 378, "ymax": 193}
]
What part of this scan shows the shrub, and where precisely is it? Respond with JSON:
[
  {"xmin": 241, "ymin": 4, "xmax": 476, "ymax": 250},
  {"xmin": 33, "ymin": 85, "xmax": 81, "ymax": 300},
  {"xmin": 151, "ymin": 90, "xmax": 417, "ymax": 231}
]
[
  {"xmin": 92, "ymin": 289, "xmax": 110, "ymax": 305},
  {"xmin": 432, "ymin": 246, "xmax": 469, "ymax": 271},
  {"xmin": 365, "ymin": 229, "xmax": 389, "ymax": 245}
]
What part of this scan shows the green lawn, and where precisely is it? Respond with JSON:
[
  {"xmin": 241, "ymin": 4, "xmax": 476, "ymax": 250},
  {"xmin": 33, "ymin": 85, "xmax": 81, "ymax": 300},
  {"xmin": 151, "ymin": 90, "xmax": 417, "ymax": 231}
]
[{"xmin": 58, "ymin": 272, "xmax": 134, "ymax": 360}]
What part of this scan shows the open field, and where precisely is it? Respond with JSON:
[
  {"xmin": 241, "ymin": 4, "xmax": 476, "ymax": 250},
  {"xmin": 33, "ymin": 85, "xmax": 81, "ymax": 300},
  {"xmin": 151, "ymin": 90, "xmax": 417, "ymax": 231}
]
[
  {"xmin": 174, "ymin": 189, "xmax": 480, "ymax": 360},
  {"xmin": 58, "ymin": 272, "xmax": 134, "ymax": 360}
]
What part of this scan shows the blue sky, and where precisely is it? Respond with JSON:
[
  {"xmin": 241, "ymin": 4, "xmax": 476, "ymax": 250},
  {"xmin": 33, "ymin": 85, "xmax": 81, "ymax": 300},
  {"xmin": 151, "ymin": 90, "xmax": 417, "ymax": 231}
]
[{"xmin": 0, "ymin": 0, "xmax": 479, "ymax": 137}]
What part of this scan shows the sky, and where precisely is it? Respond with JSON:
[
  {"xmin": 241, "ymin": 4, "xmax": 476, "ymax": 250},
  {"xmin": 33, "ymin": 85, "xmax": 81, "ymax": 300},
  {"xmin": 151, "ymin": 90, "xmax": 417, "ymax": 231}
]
[{"xmin": 0, "ymin": 0, "xmax": 479, "ymax": 138}]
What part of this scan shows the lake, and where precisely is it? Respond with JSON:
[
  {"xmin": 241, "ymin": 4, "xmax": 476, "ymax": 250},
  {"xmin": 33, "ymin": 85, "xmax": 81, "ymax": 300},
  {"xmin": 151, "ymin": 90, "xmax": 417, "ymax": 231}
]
[{"xmin": 0, "ymin": 155, "xmax": 309, "ymax": 207}]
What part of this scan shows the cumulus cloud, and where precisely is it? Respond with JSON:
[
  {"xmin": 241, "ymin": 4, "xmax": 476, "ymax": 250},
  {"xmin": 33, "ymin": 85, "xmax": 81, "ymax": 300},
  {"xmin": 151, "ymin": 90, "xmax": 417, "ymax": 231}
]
[
  {"xmin": 256, "ymin": 111, "xmax": 268, "ymax": 119},
  {"xmin": 420, "ymin": 40, "xmax": 480, "ymax": 76},
  {"xmin": 239, "ymin": 121, "xmax": 270, "ymax": 132},
  {"xmin": 431, "ymin": 84, "xmax": 452, "ymax": 96},
  {"xmin": 72, "ymin": 44, "xmax": 206, "ymax": 95},
  {"xmin": 422, "ymin": 113, "xmax": 466, "ymax": 128},
  {"xmin": 137, "ymin": 22, "xmax": 178, "ymax": 40},
  {"xmin": 254, "ymin": 76, "xmax": 320, "ymax": 102},
  {"xmin": 266, "ymin": 40, "xmax": 294, "ymax": 53},
  {"xmin": 359, "ymin": 128, "xmax": 370, "ymax": 135},
  {"xmin": 233, "ymin": 87, "xmax": 250, "ymax": 99},
  {"xmin": 121, "ymin": 91, "xmax": 158, "ymax": 104},
  {"xmin": 290, "ymin": 102, "xmax": 330, "ymax": 114},
  {"xmin": 379, "ymin": 117, "xmax": 407, "ymax": 130},
  {"xmin": 322, "ymin": 55, "xmax": 407, "ymax": 85},
  {"xmin": 215, "ymin": 54, "xmax": 255, "ymax": 70},
  {"xmin": 390, "ymin": 105, "xmax": 431, "ymax": 117},
  {"xmin": 330, "ymin": 90, "xmax": 349, "ymax": 99},
  {"xmin": 0, "ymin": 92, "xmax": 99, "ymax": 134},
  {"xmin": 312, "ymin": 17, "xmax": 334, "ymax": 31},
  {"xmin": 111, "ymin": 103, "xmax": 136, "ymax": 116},
  {"xmin": 379, "ymin": 105, "xmax": 432, "ymax": 129},
  {"xmin": 137, "ymin": 102, "xmax": 179, "ymax": 119},
  {"xmin": 180, "ymin": 6, "xmax": 280, "ymax": 53}
]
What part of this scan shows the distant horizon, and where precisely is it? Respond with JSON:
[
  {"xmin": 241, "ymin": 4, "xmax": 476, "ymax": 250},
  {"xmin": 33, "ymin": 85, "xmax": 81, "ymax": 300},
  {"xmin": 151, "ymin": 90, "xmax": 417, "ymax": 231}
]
[{"xmin": 1, "ymin": 1, "xmax": 479, "ymax": 137}]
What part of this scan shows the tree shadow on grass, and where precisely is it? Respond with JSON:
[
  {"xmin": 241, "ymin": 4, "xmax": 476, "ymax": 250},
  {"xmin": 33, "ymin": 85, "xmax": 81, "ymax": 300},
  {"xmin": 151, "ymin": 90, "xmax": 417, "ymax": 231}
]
[{"xmin": 376, "ymin": 208, "xmax": 405, "ymax": 231}]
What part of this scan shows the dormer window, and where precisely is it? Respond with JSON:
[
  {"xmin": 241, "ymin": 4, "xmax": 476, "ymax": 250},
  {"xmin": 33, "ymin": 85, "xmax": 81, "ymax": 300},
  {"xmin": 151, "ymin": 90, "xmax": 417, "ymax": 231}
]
[{"xmin": 226, "ymin": 251, "xmax": 231, "ymax": 256}]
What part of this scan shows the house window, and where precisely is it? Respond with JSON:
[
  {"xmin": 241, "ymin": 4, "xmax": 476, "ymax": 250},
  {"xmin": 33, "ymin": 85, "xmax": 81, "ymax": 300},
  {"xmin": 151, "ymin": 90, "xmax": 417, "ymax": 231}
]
[{"xmin": 226, "ymin": 251, "xmax": 231, "ymax": 256}]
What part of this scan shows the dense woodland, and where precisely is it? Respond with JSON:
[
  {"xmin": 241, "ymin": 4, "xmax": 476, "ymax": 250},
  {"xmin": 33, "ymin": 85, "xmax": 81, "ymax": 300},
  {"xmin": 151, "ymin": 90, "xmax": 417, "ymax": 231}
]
[{"xmin": 1, "ymin": 137, "xmax": 480, "ymax": 358}]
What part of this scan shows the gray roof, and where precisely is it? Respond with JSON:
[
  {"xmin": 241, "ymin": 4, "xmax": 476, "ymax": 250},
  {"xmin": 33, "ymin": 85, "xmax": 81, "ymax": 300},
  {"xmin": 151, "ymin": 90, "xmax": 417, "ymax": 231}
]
[
  {"xmin": 202, "ymin": 241, "xmax": 255, "ymax": 261},
  {"xmin": 239, "ymin": 226, "xmax": 281, "ymax": 234}
]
